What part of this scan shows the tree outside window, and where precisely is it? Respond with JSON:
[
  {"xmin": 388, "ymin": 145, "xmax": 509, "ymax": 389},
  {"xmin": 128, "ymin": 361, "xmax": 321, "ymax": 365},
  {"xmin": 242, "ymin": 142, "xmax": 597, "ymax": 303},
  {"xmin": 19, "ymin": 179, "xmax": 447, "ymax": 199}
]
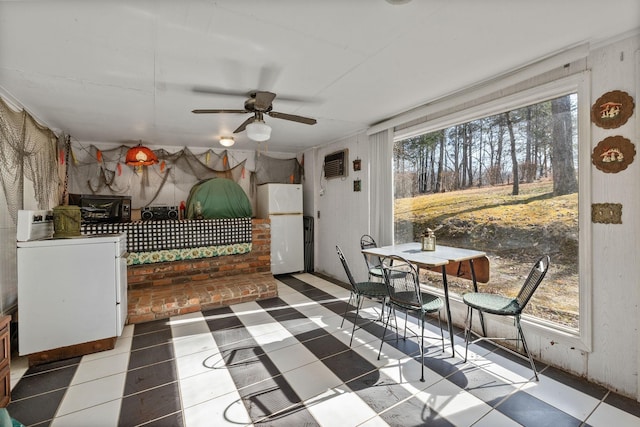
[{"xmin": 393, "ymin": 94, "xmax": 579, "ymax": 330}]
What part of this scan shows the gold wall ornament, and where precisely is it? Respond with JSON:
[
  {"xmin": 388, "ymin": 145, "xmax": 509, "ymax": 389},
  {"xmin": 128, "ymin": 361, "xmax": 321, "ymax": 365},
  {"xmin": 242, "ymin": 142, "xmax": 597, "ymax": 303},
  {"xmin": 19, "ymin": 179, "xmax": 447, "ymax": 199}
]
[
  {"xmin": 591, "ymin": 135, "xmax": 635, "ymax": 173},
  {"xmin": 591, "ymin": 203, "xmax": 622, "ymax": 224},
  {"xmin": 591, "ymin": 90, "xmax": 634, "ymax": 129}
]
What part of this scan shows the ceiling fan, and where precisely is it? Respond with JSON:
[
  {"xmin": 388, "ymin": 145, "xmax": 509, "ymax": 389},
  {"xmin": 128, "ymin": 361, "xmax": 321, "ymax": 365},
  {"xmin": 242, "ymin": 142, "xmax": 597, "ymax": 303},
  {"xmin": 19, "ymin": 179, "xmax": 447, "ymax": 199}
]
[{"xmin": 192, "ymin": 91, "xmax": 316, "ymax": 142}]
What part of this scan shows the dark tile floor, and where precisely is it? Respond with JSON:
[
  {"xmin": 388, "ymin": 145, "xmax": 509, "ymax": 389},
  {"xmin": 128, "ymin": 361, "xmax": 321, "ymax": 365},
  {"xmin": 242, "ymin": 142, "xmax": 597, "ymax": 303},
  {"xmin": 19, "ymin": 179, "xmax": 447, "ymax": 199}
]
[{"xmin": 6, "ymin": 273, "xmax": 640, "ymax": 426}]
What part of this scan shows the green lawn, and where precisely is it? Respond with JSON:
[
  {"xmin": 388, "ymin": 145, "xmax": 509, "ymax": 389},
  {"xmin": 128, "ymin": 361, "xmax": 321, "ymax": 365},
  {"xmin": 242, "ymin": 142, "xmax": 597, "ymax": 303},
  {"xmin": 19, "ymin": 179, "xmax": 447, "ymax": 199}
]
[{"xmin": 394, "ymin": 179, "xmax": 579, "ymax": 329}]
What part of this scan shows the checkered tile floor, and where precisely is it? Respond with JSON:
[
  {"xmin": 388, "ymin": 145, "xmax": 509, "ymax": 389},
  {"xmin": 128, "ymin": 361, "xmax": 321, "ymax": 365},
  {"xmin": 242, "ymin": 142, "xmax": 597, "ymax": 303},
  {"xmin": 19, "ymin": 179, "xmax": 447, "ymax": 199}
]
[{"xmin": 7, "ymin": 273, "xmax": 640, "ymax": 426}]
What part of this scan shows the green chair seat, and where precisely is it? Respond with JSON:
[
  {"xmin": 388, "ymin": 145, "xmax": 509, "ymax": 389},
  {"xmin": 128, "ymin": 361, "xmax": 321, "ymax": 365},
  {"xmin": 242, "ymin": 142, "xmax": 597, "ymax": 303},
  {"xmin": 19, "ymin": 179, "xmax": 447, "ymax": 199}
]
[
  {"xmin": 463, "ymin": 293, "xmax": 520, "ymax": 315},
  {"xmin": 361, "ymin": 234, "xmax": 384, "ymax": 281},
  {"xmin": 391, "ymin": 292, "xmax": 444, "ymax": 313},
  {"xmin": 368, "ymin": 267, "xmax": 384, "ymax": 278},
  {"xmin": 357, "ymin": 281, "xmax": 388, "ymax": 298},
  {"xmin": 369, "ymin": 266, "xmax": 406, "ymax": 280}
]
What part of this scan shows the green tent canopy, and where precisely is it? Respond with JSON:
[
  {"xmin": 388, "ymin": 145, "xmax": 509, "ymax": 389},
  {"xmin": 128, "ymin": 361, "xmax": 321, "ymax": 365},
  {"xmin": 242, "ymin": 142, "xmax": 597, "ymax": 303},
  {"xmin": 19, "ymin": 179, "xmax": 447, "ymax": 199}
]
[{"xmin": 186, "ymin": 178, "xmax": 252, "ymax": 219}]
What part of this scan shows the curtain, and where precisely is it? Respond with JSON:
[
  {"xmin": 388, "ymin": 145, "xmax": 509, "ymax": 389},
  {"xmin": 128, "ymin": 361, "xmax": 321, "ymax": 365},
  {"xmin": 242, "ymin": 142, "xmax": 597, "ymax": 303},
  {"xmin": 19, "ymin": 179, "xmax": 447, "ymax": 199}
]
[
  {"xmin": 0, "ymin": 97, "xmax": 60, "ymax": 225},
  {"xmin": 369, "ymin": 129, "xmax": 393, "ymax": 246}
]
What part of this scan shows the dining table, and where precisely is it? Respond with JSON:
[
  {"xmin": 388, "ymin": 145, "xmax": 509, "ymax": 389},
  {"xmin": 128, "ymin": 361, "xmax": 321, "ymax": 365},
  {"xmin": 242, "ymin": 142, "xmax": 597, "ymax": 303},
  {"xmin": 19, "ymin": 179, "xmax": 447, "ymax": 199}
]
[{"xmin": 361, "ymin": 242, "xmax": 489, "ymax": 357}]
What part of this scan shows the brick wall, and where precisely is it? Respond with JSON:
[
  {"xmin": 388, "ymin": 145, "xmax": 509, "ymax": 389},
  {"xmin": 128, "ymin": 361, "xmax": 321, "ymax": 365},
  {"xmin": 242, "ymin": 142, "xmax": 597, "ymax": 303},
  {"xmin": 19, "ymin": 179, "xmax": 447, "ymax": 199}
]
[{"xmin": 127, "ymin": 219, "xmax": 278, "ymax": 323}]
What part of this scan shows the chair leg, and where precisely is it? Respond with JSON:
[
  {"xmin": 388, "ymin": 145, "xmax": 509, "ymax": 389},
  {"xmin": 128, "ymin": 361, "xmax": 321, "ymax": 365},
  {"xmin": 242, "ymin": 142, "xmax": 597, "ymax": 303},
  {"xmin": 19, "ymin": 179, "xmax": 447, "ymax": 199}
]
[
  {"xmin": 378, "ymin": 303, "xmax": 392, "ymax": 360},
  {"xmin": 437, "ymin": 310, "xmax": 445, "ymax": 352},
  {"xmin": 403, "ymin": 310, "xmax": 408, "ymax": 340},
  {"xmin": 515, "ymin": 315, "xmax": 539, "ymax": 381},
  {"xmin": 349, "ymin": 294, "xmax": 363, "ymax": 347},
  {"xmin": 392, "ymin": 306, "xmax": 399, "ymax": 345},
  {"xmin": 392, "ymin": 306, "xmax": 399, "ymax": 332},
  {"xmin": 340, "ymin": 292, "xmax": 354, "ymax": 328},
  {"xmin": 464, "ymin": 306, "xmax": 473, "ymax": 362},
  {"xmin": 419, "ymin": 312, "xmax": 425, "ymax": 382},
  {"xmin": 378, "ymin": 297, "xmax": 386, "ymax": 323}
]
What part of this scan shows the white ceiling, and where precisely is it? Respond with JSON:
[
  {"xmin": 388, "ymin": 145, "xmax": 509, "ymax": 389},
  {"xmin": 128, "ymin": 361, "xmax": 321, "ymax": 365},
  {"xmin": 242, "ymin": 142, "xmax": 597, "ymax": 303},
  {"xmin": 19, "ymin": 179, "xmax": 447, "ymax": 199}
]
[{"xmin": 1, "ymin": 1, "xmax": 638, "ymax": 153}]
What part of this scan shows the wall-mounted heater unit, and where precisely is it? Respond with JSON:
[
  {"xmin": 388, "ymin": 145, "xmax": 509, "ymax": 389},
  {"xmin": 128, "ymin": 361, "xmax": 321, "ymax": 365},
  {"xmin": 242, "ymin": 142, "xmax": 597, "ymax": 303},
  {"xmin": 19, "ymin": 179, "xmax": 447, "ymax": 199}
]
[{"xmin": 324, "ymin": 149, "xmax": 348, "ymax": 179}]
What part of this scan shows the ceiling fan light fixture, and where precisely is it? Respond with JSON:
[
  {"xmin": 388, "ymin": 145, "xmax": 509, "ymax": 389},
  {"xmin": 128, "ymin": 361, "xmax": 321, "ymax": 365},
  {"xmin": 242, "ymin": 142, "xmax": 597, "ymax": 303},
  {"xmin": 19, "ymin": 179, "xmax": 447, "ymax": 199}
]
[
  {"xmin": 219, "ymin": 136, "xmax": 235, "ymax": 147},
  {"xmin": 246, "ymin": 120, "xmax": 271, "ymax": 142}
]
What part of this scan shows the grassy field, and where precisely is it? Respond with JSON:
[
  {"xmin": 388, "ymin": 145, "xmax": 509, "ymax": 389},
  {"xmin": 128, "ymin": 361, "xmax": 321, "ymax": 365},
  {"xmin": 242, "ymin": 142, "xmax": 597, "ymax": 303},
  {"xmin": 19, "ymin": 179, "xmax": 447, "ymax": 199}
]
[{"xmin": 394, "ymin": 179, "xmax": 579, "ymax": 329}]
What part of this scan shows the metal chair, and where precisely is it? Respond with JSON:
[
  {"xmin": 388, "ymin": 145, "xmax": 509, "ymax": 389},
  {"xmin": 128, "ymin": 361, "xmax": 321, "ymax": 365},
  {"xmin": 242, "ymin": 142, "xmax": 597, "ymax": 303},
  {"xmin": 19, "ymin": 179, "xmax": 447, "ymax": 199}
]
[
  {"xmin": 463, "ymin": 255, "xmax": 550, "ymax": 381},
  {"xmin": 377, "ymin": 256, "xmax": 445, "ymax": 382},
  {"xmin": 336, "ymin": 245, "xmax": 388, "ymax": 346},
  {"xmin": 360, "ymin": 234, "xmax": 384, "ymax": 280}
]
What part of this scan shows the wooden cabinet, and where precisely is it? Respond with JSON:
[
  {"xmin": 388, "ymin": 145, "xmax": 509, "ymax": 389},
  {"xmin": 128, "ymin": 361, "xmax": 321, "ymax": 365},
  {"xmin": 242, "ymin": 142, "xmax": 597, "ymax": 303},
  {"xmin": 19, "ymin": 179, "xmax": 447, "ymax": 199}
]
[{"xmin": 0, "ymin": 316, "xmax": 10, "ymax": 407}]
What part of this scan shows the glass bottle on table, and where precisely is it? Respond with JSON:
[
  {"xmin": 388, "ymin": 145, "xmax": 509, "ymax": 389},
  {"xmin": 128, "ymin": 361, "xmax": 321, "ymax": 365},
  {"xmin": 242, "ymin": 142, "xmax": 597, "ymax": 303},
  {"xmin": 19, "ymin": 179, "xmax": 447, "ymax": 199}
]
[{"xmin": 421, "ymin": 228, "xmax": 436, "ymax": 251}]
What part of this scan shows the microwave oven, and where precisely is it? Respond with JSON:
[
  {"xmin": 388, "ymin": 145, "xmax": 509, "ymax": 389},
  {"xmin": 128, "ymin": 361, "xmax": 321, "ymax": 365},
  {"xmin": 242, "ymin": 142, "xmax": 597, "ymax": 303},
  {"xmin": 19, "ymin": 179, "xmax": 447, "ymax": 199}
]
[{"xmin": 68, "ymin": 194, "xmax": 132, "ymax": 223}]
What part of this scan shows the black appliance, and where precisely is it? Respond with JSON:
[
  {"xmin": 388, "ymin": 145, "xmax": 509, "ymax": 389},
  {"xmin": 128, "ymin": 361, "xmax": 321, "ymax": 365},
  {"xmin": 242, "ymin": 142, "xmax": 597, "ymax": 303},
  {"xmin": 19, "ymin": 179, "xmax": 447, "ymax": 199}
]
[
  {"xmin": 141, "ymin": 206, "xmax": 179, "ymax": 221},
  {"xmin": 69, "ymin": 194, "xmax": 132, "ymax": 223}
]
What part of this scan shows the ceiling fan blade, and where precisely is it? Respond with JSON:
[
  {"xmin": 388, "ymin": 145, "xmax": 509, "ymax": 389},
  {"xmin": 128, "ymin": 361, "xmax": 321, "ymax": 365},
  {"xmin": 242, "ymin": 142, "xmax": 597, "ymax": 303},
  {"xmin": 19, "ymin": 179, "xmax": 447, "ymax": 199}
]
[
  {"xmin": 193, "ymin": 85, "xmax": 320, "ymax": 103},
  {"xmin": 268, "ymin": 111, "xmax": 317, "ymax": 125},
  {"xmin": 192, "ymin": 109, "xmax": 248, "ymax": 114},
  {"xmin": 257, "ymin": 64, "xmax": 282, "ymax": 92},
  {"xmin": 253, "ymin": 91, "xmax": 277, "ymax": 111},
  {"xmin": 192, "ymin": 86, "xmax": 249, "ymax": 97},
  {"xmin": 233, "ymin": 116, "xmax": 255, "ymax": 133}
]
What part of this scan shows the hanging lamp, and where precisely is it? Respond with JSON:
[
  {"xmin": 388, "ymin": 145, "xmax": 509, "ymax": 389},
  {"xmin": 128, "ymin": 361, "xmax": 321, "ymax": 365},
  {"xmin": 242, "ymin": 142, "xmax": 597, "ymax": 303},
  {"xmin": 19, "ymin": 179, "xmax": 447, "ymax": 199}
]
[{"xmin": 125, "ymin": 143, "xmax": 158, "ymax": 168}]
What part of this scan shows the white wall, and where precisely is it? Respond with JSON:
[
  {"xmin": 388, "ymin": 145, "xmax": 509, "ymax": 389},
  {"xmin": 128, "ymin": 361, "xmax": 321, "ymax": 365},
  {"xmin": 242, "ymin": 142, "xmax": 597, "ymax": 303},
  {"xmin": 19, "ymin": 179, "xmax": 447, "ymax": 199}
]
[
  {"xmin": 303, "ymin": 134, "xmax": 372, "ymax": 284},
  {"xmin": 307, "ymin": 35, "xmax": 640, "ymax": 400},
  {"xmin": 585, "ymin": 34, "xmax": 639, "ymax": 398}
]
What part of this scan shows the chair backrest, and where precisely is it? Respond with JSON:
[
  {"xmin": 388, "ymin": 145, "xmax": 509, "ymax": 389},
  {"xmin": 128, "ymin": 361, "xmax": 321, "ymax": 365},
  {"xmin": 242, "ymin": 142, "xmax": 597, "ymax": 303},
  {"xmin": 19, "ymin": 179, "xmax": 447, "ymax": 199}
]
[
  {"xmin": 381, "ymin": 256, "xmax": 422, "ymax": 309},
  {"xmin": 515, "ymin": 255, "xmax": 551, "ymax": 311},
  {"xmin": 360, "ymin": 234, "xmax": 382, "ymax": 270},
  {"xmin": 336, "ymin": 245, "xmax": 359, "ymax": 292}
]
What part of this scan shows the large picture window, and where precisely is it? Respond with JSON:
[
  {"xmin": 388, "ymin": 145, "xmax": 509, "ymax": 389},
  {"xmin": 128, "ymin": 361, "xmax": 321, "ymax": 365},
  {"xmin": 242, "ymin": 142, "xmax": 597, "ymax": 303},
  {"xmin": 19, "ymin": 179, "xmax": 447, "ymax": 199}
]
[{"xmin": 392, "ymin": 74, "xmax": 591, "ymax": 345}]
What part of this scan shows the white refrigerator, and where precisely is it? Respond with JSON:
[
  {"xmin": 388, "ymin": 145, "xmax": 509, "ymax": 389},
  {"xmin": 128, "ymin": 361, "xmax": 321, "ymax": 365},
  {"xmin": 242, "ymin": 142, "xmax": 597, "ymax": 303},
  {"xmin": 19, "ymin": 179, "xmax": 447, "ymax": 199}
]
[{"xmin": 256, "ymin": 184, "xmax": 304, "ymax": 275}]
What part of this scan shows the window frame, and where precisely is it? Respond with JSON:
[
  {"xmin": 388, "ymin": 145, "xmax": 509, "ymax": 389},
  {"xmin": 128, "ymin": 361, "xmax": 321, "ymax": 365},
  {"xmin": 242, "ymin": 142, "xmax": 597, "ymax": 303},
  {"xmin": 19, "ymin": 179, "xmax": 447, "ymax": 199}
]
[{"xmin": 393, "ymin": 72, "xmax": 592, "ymax": 352}]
